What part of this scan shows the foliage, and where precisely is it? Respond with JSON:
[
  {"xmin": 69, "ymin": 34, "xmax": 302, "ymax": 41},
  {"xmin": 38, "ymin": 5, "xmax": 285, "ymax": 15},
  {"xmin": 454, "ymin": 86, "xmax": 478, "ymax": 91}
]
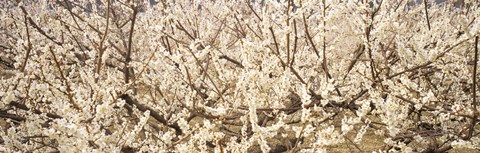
[{"xmin": 0, "ymin": 0, "xmax": 479, "ymax": 152}]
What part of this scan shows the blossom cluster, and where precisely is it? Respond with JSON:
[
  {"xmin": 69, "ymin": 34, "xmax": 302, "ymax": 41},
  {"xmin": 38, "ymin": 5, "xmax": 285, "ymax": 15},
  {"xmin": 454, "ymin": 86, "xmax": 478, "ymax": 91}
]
[{"xmin": 0, "ymin": 0, "xmax": 479, "ymax": 152}]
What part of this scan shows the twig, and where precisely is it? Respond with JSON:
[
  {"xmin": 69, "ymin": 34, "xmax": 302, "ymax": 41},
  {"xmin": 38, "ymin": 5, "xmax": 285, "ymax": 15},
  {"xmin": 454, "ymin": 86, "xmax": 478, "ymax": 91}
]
[
  {"xmin": 62, "ymin": 0, "xmax": 84, "ymax": 31},
  {"xmin": 219, "ymin": 55, "xmax": 244, "ymax": 68},
  {"xmin": 9, "ymin": 101, "xmax": 62, "ymax": 119},
  {"xmin": 268, "ymin": 27, "xmax": 287, "ymax": 68},
  {"xmin": 185, "ymin": 48, "xmax": 227, "ymax": 104},
  {"xmin": 344, "ymin": 136, "xmax": 364, "ymax": 153},
  {"xmin": 19, "ymin": 6, "xmax": 62, "ymax": 46},
  {"xmin": 125, "ymin": 5, "xmax": 138, "ymax": 84},
  {"xmin": 286, "ymin": 0, "xmax": 291, "ymax": 65},
  {"xmin": 95, "ymin": 0, "xmax": 111, "ymax": 83},
  {"xmin": 386, "ymin": 36, "xmax": 470, "ymax": 80},
  {"xmin": 20, "ymin": 14, "xmax": 32, "ymax": 72},
  {"xmin": 343, "ymin": 45, "xmax": 365, "ymax": 80},
  {"xmin": 119, "ymin": 94, "xmax": 183, "ymax": 136},
  {"xmin": 424, "ymin": 0, "xmax": 431, "ymax": 31},
  {"xmin": 290, "ymin": 19, "xmax": 298, "ymax": 67},
  {"xmin": 246, "ymin": 1, "xmax": 262, "ymax": 21},
  {"xmin": 269, "ymin": 27, "xmax": 281, "ymax": 55},
  {"xmin": 0, "ymin": 112, "xmax": 26, "ymax": 121},
  {"xmin": 290, "ymin": 67, "xmax": 306, "ymax": 84},
  {"xmin": 48, "ymin": 47, "xmax": 80, "ymax": 111},
  {"xmin": 209, "ymin": 18, "xmax": 226, "ymax": 46},
  {"xmin": 467, "ymin": 36, "xmax": 478, "ymax": 138},
  {"xmin": 176, "ymin": 20, "xmax": 195, "ymax": 40},
  {"xmin": 233, "ymin": 13, "xmax": 246, "ymax": 37},
  {"xmin": 322, "ymin": 0, "xmax": 329, "ymax": 79},
  {"xmin": 290, "ymin": 123, "xmax": 306, "ymax": 153},
  {"xmin": 302, "ymin": 14, "xmax": 320, "ymax": 58}
]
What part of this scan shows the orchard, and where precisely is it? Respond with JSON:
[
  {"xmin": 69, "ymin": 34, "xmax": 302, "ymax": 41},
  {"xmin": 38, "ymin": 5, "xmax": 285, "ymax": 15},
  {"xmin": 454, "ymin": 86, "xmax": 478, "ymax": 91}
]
[{"xmin": 0, "ymin": 0, "xmax": 479, "ymax": 152}]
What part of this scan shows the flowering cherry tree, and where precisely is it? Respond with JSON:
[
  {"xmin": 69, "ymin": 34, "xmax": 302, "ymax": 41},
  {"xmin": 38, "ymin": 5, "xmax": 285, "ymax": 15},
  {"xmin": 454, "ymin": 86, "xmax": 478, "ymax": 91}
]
[{"xmin": 1, "ymin": 0, "xmax": 479, "ymax": 152}]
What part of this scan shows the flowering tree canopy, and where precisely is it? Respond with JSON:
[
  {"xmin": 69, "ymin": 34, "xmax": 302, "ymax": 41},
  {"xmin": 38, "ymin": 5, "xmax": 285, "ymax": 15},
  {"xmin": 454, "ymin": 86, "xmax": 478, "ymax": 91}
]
[{"xmin": 0, "ymin": 0, "xmax": 479, "ymax": 152}]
